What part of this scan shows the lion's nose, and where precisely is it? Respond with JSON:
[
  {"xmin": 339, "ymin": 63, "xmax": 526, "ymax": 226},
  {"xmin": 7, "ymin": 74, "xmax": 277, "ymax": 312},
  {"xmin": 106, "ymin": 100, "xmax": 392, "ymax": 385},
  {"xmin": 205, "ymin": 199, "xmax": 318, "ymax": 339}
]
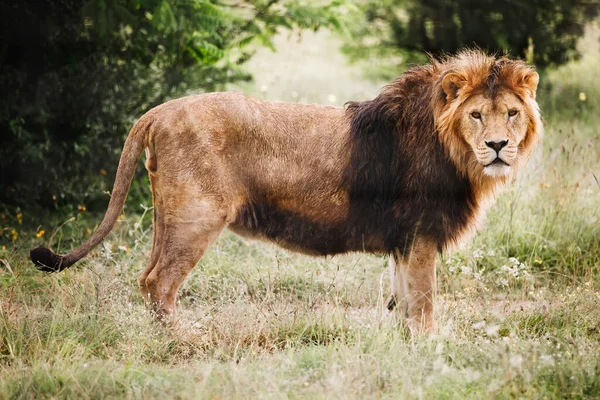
[{"xmin": 485, "ymin": 140, "xmax": 509, "ymax": 153}]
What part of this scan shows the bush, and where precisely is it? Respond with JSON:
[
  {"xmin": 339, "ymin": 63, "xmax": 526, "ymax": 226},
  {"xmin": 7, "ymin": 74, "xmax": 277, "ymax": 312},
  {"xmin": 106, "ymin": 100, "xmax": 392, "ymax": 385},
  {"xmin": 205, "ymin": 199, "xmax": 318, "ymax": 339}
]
[
  {"xmin": 0, "ymin": 0, "xmax": 345, "ymax": 210},
  {"xmin": 343, "ymin": 0, "xmax": 600, "ymax": 78}
]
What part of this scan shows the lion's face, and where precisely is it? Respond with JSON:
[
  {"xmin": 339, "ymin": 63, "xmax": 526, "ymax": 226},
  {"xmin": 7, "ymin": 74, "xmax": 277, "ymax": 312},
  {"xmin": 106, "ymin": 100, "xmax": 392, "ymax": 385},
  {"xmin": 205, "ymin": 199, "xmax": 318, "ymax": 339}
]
[
  {"xmin": 459, "ymin": 91, "xmax": 530, "ymax": 177},
  {"xmin": 437, "ymin": 58, "xmax": 541, "ymax": 182}
]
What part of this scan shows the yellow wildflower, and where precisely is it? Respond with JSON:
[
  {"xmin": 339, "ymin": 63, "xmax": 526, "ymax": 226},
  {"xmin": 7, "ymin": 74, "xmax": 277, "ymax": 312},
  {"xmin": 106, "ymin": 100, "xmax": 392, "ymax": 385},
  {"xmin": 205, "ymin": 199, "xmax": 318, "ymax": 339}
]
[
  {"xmin": 16, "ymin": 213, "xmax": 22, "ymax": 224},
  {"xmin": 36, "ymin": 229, "xmax": 46, "ymax": 238},
  {"xmin": 86, "ymin": 228, "xmax": 92, "ymax": 235},
  {"xmin": 1, "ymin": 245, "xmax": 5, "ymax": 251},
  {"xmin": 579, "ymin": 92, "xmax": 587, "ymax": 102},
  {"xmin": 78, "ymin": 205, "xmax": 86, "ymax": 212},
  {"xmin": 10, "ymin": 229, "xmax": 17, "ymax": 241}
]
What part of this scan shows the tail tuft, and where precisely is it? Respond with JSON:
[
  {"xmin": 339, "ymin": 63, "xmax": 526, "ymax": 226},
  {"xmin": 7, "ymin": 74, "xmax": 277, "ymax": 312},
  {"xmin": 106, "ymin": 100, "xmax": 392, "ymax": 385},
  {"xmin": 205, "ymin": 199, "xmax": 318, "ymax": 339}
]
[
  {"xmin": 30, "ymin": 247, "xmax": 69, "ymax": 273},
  {"xmin": 30, "ymin": 115, "xmax": 150, "ymax": 274}
]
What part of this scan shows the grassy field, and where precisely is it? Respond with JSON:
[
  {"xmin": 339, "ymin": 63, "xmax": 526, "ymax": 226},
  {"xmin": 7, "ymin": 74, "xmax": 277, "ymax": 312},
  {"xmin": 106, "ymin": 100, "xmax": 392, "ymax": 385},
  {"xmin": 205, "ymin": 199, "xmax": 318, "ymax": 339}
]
[{"xmin": 1, "ymin": 26, "xmax": 600, "ymax": 399}]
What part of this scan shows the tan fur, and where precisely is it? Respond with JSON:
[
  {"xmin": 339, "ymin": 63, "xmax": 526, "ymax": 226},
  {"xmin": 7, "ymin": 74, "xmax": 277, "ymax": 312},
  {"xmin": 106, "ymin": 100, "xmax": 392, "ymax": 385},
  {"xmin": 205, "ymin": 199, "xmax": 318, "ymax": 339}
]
[
  {"xmin": 32, "ymin": 51, "xmax": 541, "ymax": 332},
  {"xmin": 138, "ymin": 95, "xmax": 351, "ymax": 317}
]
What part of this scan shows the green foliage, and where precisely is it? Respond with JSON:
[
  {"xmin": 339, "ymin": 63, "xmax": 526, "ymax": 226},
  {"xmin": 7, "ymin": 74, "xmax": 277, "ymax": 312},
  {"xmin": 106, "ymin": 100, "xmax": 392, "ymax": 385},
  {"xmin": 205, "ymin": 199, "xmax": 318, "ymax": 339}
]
[
  {"xmin": 0, "ymin": 0, "xmax": 345, "ymax": 210},
  {"xmin": 343, "ymin": 0, "xmax": 600, "ymax": 78}
]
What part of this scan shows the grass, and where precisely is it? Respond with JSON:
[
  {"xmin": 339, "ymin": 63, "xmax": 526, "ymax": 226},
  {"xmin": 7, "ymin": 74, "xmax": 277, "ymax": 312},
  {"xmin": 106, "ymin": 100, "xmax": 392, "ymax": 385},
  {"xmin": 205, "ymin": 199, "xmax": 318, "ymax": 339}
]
[{"xmin": 1, "ymin": 25, "xmax": 600, "ymax": 398}]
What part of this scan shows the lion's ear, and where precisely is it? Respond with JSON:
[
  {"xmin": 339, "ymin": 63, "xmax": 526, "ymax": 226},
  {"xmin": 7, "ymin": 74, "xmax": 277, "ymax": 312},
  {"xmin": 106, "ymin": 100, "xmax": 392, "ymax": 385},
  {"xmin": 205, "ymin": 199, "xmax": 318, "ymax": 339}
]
[
  {"xmin": 442, "ymin": 72, "xmax": 467, "ymax": 102},
  {"xmin": 522, "ymin": 71, "xmax": 539, "ymax": 99}
]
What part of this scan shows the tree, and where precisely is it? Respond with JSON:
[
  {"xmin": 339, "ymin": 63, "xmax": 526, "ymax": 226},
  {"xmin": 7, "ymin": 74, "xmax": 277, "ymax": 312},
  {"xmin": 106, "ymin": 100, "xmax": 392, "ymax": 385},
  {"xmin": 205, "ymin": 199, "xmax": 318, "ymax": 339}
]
[
  {"xmin": 343, "ymin": 0, "xmax": 600, "ymax": 78},
  {"xmin": 0, "ymin": 0, "xmax": 345, "ymax": 209}
]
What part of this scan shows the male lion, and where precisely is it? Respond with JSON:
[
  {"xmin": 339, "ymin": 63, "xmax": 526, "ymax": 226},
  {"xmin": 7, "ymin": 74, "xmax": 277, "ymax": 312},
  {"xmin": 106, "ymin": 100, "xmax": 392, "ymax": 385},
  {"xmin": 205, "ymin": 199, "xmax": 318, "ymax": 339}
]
[{"xmin": 31, "ymin": 50, "xmax": 542, "ymax": 332}]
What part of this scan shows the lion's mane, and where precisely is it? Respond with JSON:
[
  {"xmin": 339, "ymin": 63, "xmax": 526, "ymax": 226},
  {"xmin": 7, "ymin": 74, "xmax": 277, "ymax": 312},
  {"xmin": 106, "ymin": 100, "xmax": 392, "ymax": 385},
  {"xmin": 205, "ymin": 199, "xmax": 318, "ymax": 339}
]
[{"xmin": 344, "ymin": 51, "xmax": 541, "ymax": 252}]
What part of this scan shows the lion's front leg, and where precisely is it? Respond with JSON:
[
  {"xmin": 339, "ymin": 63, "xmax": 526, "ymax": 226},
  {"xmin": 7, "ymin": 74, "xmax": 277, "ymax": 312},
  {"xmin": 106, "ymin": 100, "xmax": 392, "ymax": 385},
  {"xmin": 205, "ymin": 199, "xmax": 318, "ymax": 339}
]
[{"xmin": 393, "ymin": 237, "xmax": 437, "ymax": 334}]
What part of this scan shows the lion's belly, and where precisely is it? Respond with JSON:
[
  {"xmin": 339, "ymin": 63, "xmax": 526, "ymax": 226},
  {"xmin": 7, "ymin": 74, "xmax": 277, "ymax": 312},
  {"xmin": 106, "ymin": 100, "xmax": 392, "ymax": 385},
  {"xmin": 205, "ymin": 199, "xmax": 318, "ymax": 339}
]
[
  {"xmin": 227, "ymin": 200, "xmax": 393, "ymax": 256},
  {"xmin": 226, "ymin": 223, "xmax": 342, "ymax": 256}
]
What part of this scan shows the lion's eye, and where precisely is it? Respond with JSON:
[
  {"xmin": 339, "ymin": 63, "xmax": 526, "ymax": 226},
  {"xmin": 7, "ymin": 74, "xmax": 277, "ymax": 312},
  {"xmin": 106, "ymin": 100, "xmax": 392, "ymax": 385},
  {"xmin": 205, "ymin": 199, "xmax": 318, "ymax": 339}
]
[
  {"xmin": 508, "ymin": 109, "xmax": 518, "ymax": 117},
  {"xmin": 471, "ymin": 111, "xmax": 481, "ymax": 119}
]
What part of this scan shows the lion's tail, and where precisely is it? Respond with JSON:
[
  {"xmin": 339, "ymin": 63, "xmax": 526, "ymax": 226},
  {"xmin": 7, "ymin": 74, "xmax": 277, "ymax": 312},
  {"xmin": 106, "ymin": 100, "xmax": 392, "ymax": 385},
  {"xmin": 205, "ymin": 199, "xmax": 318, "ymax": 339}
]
[{"xmin": 30, "ymin": 115, "xmax": 153, "ymax": 272}]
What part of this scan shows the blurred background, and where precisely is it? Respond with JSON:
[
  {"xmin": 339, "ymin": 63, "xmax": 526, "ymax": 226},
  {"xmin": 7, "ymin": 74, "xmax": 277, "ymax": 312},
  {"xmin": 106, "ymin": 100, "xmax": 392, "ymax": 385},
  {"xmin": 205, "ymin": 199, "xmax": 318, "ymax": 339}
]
[{"xmin": 1, "ymin": 0, "xmax": 598, "ymax": 219}]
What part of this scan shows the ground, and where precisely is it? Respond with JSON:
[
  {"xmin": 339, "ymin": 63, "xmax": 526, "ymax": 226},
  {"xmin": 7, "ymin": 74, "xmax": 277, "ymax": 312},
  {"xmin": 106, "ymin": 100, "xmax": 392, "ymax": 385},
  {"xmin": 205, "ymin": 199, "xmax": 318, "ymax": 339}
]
[{"xmin": 1, "ymin": 26, "xmax": 600, "ymax": 399}]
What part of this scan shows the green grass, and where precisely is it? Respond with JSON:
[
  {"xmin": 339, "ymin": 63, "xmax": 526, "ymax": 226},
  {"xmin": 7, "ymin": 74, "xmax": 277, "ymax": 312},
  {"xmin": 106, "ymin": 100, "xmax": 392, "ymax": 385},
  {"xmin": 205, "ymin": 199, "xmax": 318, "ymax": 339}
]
[{"xmin": 1, "ymin": 27, "xmax": 600, "ymax": 399}]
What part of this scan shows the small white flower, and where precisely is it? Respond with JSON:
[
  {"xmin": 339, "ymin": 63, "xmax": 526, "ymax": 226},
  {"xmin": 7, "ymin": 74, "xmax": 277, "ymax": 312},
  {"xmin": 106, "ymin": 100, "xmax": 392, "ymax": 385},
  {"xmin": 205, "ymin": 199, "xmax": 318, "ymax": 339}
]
[
  {"xmin": 472, "ymin": 321, "xmax": 486, "ymax": 330},
  {"xmin": 519, "ymin": 262, "xmax": 528, "ymax": 270},
  {"xmin": 540, "ymin": 354, "xmax": 554, "ymax": 366},
  {"xmin": 509, "ymin": 354, "xmax": 524, "ymax": 368},
  {"xmin": 485, "ymin": 324, "xmax": 500, "ymax": 337},
  {"xmin": 464, "ymin": 368, "xmax": 481, "ymax": 383},
  {"xmin": 461, "ymin": 266, "xmax": 473, "ymax": 276}
]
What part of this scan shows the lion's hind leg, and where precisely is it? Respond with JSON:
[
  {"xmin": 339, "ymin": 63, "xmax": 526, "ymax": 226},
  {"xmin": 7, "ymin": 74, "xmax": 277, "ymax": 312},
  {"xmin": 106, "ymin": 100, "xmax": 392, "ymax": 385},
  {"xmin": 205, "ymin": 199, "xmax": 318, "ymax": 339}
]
[
  {"xmin": 387, "ymin": 252, "xmax": 409, "ymax": 317},
  {"xmin": 142, "ymin": 190, "xmax": 227, "ymax": 321},
  {"xmin": 138, "ymin": 174, "xmax": 164, "ymax": 303}
]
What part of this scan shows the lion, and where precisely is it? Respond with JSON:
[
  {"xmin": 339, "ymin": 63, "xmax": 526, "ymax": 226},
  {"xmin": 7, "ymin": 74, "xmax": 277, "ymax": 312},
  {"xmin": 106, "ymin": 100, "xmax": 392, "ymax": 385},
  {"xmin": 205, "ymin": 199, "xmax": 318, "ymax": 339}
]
[{"xmin": 31, "ymin": 50, "xmax": 542, "ymax": 333}]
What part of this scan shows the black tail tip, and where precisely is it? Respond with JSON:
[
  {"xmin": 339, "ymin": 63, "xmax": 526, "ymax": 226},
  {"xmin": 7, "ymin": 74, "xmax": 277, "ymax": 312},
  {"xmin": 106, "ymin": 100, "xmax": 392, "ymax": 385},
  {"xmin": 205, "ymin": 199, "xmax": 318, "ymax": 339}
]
[{"xmin": 30, "ymin": 247, "xmax": 64, "ymax": 273}]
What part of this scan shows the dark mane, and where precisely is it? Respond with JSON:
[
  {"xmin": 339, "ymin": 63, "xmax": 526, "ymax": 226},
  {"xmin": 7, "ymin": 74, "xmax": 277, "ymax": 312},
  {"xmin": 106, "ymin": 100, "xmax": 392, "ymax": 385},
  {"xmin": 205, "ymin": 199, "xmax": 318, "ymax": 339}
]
[{"xmin": 343, "ymin": 64, "xmax": 477, "ymax": 253}]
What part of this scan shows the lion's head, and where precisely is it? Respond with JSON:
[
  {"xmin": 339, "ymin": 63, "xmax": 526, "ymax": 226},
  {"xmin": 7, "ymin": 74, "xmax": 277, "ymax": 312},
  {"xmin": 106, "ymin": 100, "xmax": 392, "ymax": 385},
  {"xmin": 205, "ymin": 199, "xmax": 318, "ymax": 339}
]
[{"xmin": 433, "ymin": 51, "xmax": 542, "ymax": 184}]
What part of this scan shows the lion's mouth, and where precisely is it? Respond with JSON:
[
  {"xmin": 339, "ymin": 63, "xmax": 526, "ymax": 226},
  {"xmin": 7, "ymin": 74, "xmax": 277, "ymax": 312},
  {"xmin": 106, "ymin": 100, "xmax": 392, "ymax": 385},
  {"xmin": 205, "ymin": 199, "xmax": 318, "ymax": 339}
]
[{"xmin": 484, "ymin": 157, "xmax": 510, "ymax": 167}]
